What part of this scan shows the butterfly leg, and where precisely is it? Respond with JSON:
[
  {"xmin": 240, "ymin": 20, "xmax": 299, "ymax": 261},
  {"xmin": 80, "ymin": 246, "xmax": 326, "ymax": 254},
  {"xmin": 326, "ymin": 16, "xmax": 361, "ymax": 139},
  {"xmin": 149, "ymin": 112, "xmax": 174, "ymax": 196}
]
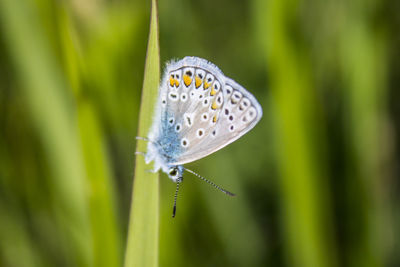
[{"xmin": 135, "ymin": 152, "xmax": 157, "ymax": 173}]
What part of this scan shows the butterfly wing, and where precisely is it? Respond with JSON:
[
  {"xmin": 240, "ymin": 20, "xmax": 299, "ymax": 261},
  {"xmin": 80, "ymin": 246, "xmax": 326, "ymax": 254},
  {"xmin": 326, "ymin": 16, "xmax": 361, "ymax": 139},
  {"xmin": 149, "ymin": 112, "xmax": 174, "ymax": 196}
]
[{"xmin": 149, "ymin": 57, "xmax": 262, "ymax": 166}]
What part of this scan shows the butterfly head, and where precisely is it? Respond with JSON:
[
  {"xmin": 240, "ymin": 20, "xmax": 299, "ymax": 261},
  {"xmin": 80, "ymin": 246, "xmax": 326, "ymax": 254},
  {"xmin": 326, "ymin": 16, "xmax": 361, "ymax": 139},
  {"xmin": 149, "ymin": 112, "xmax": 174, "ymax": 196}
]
[{"xmin": 168, "ymin": 165, "xmax": 184, "ymax": 182}]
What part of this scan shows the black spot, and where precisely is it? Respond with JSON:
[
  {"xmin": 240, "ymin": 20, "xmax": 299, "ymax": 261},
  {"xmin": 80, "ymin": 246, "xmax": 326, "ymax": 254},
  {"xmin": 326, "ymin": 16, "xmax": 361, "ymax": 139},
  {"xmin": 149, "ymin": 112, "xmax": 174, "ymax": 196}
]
[
  {"xmin": 234, "ymin": 93, "xmax": 240, "ymax": 99},
  {"xmin": 186, "ymin": 70, "xmax": 192, "ymax": 76},
  {"xmin": 169, "ymin": 118, "xmax": 174, "ymax": 124},
  {"xmin": 225, "ymin": 109, "xmax": 229, "ymax": 115},
  {"xmin": 215, "ymin": 84, "xmax": 218, "ymax": 90},
  {"xmin": 162, "ymin": 100, "xmax": 166, "ymax": 104},
  {"xmin": 208, "ymin": 78, "xmax": 212, "ymax": 82},
  {"xmin": 229, "ymin": 115, "xmax": 234, "ymax": 121},
  {"xmin": 186, "ymin": 116, "xmax": 192, "ymax": 125},
  {"xmin": 204, "ymin": 99, "xmax": 208, "ymax": 105},
  {"xmin": 198, "ymin": 73, "xmax": 203, "ymax": 79},
  {"xmin": 239, "ymin": 106, "xmax": 244, "ymax": 111},
  {"xmin": 198, "ymin": 130, "xmax": 203, "ymax": 136},
  {"xmin": 249, "ymin": 111, "xmax": 254, "ymax": 116},
  {"xmin": 230, "ymin": 125, "xmax": 234, "ymax": 131},
  {"xmin": 217, "ymin": 96, "xmax": 222, "ymax": 103},
  {"xmin": 170, "ymin": 93, "xmax": 177, "ymax": 99},
  {"xmin": 169, "ymin": 168, "xmax": 177, "ymax": 176},
  {"xmin": 176, "ymin": 74, "xmax": 180, "ymax": 79},
  {"xmin": 176, "ymin": 125, "xmax": 181, "ymax": 131},
  {"xmin": 203, "ymin": 114, "xmax": 208, "ymax": 120},
  {"xmin": 171, "ymin": 74, "xmax": 175, "ymax": 78},
  {"xmin": 182, "ymin": 95, "xmax": 186, "ymax": 100},
  {"xmin": 212, "ymin": 130, "xmax": 216, "ymax": 136},
  {"xmin": 242, "ymin": 116, "xmax": 248, "ymax": 122},
  {"xmin": 226, "ymin": 89, "xmax": 231, "ymax": 94},
  {"xmin": 182, "ymin": 140, "xmax": 187, "ymax": 146},
  {"xmin": 199, "ymin": 95, "xmax": 203, "ymax": 99},
  {"xmin": 243, "ymin": 101, "xmax": 249, "ymax": 106}
]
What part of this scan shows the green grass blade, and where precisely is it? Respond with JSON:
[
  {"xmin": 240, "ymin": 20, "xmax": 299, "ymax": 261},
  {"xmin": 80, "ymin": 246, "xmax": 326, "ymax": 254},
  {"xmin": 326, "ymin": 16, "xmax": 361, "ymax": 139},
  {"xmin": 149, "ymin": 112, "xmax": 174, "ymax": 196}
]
[{"xmin": 124, "ymin": 0, "xmax": 160, "ymax": 266}]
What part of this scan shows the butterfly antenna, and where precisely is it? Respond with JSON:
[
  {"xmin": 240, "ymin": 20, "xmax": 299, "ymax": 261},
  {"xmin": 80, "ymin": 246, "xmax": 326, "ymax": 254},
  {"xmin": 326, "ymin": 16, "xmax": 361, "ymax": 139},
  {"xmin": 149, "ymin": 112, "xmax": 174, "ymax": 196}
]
[
  {"xmin": 172, "ymin": 180, "xmax": 181, "ymax": 218},
  {"xmin": 185, "ymin": 168, "xmax": 236, "ymax": 197}
]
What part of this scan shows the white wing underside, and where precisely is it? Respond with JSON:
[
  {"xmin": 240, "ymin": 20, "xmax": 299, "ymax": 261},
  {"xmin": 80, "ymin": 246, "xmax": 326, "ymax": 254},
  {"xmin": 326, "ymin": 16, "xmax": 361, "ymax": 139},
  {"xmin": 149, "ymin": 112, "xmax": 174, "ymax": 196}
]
[{"xmin": 150, "ymin": 56, "xmax": 263, "ymax": 166}]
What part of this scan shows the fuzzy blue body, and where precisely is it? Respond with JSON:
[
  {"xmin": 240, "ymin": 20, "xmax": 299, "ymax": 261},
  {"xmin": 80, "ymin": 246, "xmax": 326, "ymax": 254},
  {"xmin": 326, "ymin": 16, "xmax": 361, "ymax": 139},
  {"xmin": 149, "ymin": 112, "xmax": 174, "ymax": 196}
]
[{"xmin": 155, "ymin": 112, "xmax": 183, "ymax": 164}]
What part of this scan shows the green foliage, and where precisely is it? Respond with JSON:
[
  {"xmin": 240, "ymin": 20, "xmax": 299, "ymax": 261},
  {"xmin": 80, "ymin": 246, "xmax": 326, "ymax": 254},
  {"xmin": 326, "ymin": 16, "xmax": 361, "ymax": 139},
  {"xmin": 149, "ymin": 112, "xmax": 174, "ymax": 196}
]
[{"xmin": 0, "ymin": 0, "xmax": 399, "ymax": 267}]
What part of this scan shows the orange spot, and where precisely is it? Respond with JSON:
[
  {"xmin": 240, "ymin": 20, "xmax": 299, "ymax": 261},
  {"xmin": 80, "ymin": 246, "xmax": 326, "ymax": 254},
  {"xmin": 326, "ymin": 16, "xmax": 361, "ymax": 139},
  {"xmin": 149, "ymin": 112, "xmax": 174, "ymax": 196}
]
[
  {"xmin": 204, "ymin": 81, "xmax": 211, "ymax": 89},
  {"xmin": 174, "ymin": 79, "xmax": 180, "ymax": 87},
  {"xmin": 195, "ymin": 76, "xmax": 202, "ymax": 88},
  {"xmin": 211, "ymin": 101, "xmax": 218, "ymax": 110},
  {"xmin": 169, "ymin": 76, "xmax": 174, "ymax": 87},
  {"xmin": 213, "ymin": 115, "xmax": 218, "ymax": 123},
  {"xmin": 183, "ymin": 75, "xmax": 192, "ymax": 86},
  {"xmin": 210, "ymin": 86, "xmax": 216, "ymax": 96}
]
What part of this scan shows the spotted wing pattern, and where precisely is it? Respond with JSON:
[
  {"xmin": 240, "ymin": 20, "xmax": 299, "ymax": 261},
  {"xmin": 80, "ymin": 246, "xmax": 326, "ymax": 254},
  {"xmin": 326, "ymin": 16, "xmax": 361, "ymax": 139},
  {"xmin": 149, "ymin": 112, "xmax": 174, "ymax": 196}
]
[{"xmin": 153, "ymin": 57, "xmax": 262, "ymax": 165}]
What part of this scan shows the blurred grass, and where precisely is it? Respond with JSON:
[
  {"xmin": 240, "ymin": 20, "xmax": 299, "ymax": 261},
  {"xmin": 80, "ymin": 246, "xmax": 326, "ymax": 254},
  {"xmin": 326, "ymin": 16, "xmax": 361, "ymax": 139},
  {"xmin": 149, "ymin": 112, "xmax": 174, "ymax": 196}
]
[
  {"xmin": 263, "ymin": 0, "xmax": 337, "ymax": 266},
  {"xmin": 0, "ymin": 0, "xmax": 399, "ymax": 267},
  {"xmin": 124, "ymin": 0, "xmax": 160, "ymax": 267},
  {"xmin": 0, "ymin": 0, "xmax": 92, "ymax": 266}
]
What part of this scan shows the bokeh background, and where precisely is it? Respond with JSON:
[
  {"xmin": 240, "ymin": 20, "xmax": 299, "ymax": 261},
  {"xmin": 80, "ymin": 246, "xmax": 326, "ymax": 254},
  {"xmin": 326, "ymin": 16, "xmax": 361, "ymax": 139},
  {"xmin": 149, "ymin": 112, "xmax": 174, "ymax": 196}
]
[{"xmin": 1, "ymin": 0, "xmax": 399, "ymax": 266}]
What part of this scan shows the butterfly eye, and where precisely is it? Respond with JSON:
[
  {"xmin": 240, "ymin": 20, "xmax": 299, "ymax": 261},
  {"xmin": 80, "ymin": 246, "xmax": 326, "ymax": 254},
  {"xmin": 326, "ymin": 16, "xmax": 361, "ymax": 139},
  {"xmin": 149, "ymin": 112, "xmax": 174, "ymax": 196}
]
[{"xmin": 169, "ymin": 168, "xmax": 178, "ymax": 177}]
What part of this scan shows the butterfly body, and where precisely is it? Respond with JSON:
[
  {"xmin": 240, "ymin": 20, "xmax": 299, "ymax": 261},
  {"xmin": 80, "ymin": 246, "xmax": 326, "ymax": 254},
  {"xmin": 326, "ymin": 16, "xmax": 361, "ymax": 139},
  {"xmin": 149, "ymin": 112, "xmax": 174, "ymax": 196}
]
[{"xmin": 145, "ymin": 57, "xmax": 262, "ymax": 183}]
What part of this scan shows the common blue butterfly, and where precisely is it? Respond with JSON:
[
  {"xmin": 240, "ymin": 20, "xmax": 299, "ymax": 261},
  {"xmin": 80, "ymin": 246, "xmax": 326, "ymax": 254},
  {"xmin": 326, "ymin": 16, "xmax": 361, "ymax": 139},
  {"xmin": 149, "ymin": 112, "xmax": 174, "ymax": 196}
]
[{"xmin": 139, "ymin": 57, "xmax": 262, "ymax": 217}]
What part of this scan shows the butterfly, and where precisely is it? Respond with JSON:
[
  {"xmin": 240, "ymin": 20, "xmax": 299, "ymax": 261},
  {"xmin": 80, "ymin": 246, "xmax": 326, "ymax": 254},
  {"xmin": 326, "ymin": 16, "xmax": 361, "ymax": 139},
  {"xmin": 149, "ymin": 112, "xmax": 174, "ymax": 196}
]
[{"xmin": 139, "ymin": 56, "xmax": 262, "ymax": 217}]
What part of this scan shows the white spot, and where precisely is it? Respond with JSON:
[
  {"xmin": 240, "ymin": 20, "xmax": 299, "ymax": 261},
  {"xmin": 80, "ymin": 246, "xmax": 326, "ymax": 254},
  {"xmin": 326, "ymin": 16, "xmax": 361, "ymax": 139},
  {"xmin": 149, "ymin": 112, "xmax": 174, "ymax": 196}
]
[
  {"xmin": 174, "ymin": 70, "xmax": 182, "ymax": 82},
  {"xmin": 230, "ymin": 91, "xmax": 242, "ymax": 105},
  {"xmin": 225, "ymin": 85, "xmax": 233, "ymax": 96},
  {"xmin": 161, "ymin": 95, "xmax": 167, "ymax": 106},
  {"xmin": 184, "ymin": 113, "xmax": 194, "ymax": 127},
  {"xmin": 175, "ymin": 123, "xmax": 182, "ymax": 132},
  {"xmin": 202, "ymin": 98, "xmax": 209, "ymax": 107},
  {"xmin": 223, "ymin": 107, "xmax": 230, "ymax": 116},
  {"xmin": 216, "ymin": 92, "xmax": 224, "ymax": 105},
  {"xmin": 168, "ymin": 92, "xmax": 178, "ymax": 101},
  {"xmin": 180, "ymin": 93, "xmax": 188, "ymax": 102},
  {"xmin": 212, "ymin": 80, "xmax": 221, "ymax": 93},
  {"xmin": 184, "ymin": 67, "xmax": 194, "ymax": 78},
  {"xmin": 201, "ymin": 113, "xmax": 209, "ymax": 122},
  {"xmin": 205, "ymin": 73, "xmax": 214, "ymax": 89},
  {"xmin": 247, "ymin": 107, "xmax": 257, "ymax": 120},
  {"xmin": 196, "ymin": 128, "xmax": 205, "ymax": 138},
  {"xmin": 181, "ymin": 138, "xmax": 189, "ymax": 148},
  {"xmin": 239, "ymin": 97, "xmax": 250, "ymax": 111}
]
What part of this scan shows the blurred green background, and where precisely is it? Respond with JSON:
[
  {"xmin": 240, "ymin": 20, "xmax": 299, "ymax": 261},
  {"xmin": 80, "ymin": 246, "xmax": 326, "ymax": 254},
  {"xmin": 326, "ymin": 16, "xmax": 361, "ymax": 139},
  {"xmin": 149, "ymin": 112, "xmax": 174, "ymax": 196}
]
[{"xmin": 0, "ymin": 0, "xmax": 399, "ymax": 266}]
